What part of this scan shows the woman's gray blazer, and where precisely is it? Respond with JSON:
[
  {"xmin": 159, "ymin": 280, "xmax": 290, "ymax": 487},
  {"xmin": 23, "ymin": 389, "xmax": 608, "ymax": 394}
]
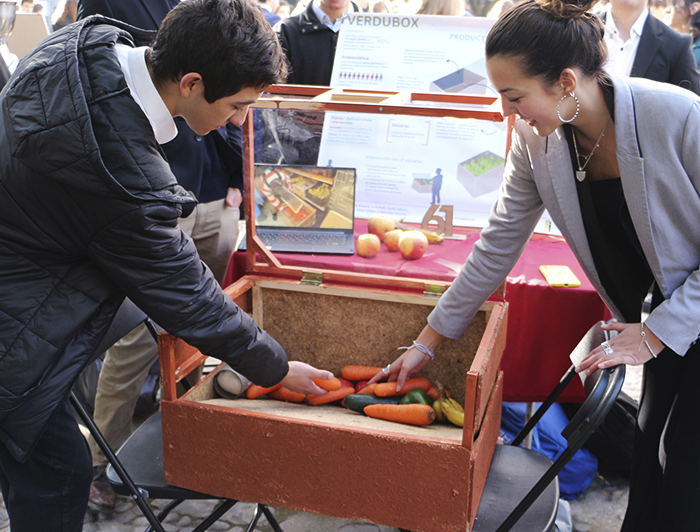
[{"xmin": 429, "ymin": 74, "xmax": 700, "ymax": 356}]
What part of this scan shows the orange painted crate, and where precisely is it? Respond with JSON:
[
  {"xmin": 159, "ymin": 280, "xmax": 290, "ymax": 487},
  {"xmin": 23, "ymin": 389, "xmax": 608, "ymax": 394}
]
[{"xmin": 158, "ymin": 87, "xmax": 509, "ymax": 532}]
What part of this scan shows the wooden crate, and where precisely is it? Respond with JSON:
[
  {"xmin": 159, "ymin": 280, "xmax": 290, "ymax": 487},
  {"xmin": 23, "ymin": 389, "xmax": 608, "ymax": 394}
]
[
  {"xmin": 159, "ymin": 87, "xmax": 509, "ymax": 532},
  {"xmin": 159, "ymin": 276, "xmax": 506, "ymax": 532}
]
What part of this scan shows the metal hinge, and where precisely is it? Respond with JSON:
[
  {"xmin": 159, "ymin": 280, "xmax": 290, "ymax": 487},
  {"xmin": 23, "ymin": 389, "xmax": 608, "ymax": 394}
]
[
  {"xmin": 301, "ymin": 271, "xmax": 323, "ymax": 286},
  {"xmin": 423, "ymin": 284, "xmax": 446, "ymax": 298}
]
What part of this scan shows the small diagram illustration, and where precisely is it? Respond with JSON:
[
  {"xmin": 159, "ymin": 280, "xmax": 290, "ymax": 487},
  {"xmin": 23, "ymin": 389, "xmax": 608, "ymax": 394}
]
[
  {"xmin": 430, "ymin": 58, "xmax": 489, "ymax": 95},
  {"xmin": 412, "ymin": 168, "xmax": 444, "ymax": 204},
  {"xmin": 457, "ymin": 151, "xmax": 505, "ymax": 198},
  {"xmin": 412, "ymin": 173, "xmax": 433, "ymax": 194},
  {"xmin": 430, "ymin": 69, "xmax": 486, "ymax": 94}
]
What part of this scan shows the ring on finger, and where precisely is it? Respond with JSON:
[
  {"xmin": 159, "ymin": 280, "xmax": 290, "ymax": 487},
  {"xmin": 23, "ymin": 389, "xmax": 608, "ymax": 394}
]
[
  {"xmin": 381, "ymin": 364, "xmax": 391, "ymax": 375},
  {"xmin": 601, "ymin": 341, "xmax": 614, "ymax": 356}
]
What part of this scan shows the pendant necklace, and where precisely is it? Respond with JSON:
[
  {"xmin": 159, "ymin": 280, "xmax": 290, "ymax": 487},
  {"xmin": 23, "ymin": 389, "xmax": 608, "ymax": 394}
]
[{"xmin": 571, "ymin": 115, "xmax": 610, "ymax": 182}]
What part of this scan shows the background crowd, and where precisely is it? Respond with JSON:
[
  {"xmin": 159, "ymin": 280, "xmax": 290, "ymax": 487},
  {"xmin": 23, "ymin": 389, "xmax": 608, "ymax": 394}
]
[
  {"xmin": 14, "ymin": 0, "xmax": 700, "ymax": 61},
  {"xmin": 4, "ymin": 0, "xmax": 700, "ymax": 526}
]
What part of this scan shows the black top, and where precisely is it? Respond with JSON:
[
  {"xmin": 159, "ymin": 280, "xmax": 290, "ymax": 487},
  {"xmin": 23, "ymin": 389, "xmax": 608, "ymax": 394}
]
[{"xmin": 564, "ymin": 78, "xmax": 654, "ymax": 322}]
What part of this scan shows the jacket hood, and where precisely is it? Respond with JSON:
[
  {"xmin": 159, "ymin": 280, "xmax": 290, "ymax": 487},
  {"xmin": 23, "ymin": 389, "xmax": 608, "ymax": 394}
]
[{"xmin": 1, "ymin": 16, "xmax": 196, "ymax": 205}]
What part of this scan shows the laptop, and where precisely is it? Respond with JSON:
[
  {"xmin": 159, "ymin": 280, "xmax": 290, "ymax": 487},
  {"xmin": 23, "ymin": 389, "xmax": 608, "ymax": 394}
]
[{"xmin": 242, "ymin": 164, "xmax": 357, "ymax": 254}]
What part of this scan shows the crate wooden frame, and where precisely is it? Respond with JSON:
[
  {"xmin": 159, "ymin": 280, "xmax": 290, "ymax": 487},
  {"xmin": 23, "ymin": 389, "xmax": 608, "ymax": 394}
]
[{"xmin": 159, "ymin": 87, "xmax": 511, "ymax": 532}]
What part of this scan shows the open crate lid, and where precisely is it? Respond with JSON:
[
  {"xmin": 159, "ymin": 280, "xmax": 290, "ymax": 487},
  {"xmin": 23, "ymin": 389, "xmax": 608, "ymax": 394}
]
[{"xmin": 241, "ymin": 85, "xmax": 512, "ymax": 297}]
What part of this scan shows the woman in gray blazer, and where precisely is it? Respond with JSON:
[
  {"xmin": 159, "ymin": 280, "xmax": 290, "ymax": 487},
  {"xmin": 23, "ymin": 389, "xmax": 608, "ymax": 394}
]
[{"xmin": 373, "ymin": 0, "xmax": 700, "ymax": 529}]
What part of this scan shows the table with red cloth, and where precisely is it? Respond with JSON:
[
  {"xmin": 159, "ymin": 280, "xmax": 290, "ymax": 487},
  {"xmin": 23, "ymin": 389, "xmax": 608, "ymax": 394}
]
[{"xmin": 225, "ymin": 220, "xmax": 609, "ymax": 402}]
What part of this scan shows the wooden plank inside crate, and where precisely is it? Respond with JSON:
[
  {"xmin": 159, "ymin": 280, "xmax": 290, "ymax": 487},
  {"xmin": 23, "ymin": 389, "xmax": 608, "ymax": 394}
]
[
  {"xmin": 251, "ymin": 280, "xmax": 484, "ymax": 407},
  {"xmin": 185, "ymin": 369, "xmax": 464, "ymax": 442}
]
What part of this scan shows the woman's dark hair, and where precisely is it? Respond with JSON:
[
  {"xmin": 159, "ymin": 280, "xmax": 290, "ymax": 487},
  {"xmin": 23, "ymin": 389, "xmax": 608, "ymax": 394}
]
[
  {"xmin": 150, "ymin": 0, "xmax": 288, "ymax": 103},
  {"xmin": 485, "ymin": 0, "xmax": 607, "ymax": 87}
]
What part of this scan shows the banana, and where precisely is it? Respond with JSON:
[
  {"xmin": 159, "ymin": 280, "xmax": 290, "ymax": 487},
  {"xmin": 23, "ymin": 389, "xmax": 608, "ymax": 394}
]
[
  {"xmin": 434, "ymin": 381, "xmax": 464, "ymax": 427},
  {"xmin": 394, "ymin": 222, "xmax": 444, "ymax": 244},
  {"xmin": 441, "ymin": 396, "xmax": 465, "ymax": 427},
  {"xmin": 433, "ymin": 398, "xmax": 446, "ymax": 422}
]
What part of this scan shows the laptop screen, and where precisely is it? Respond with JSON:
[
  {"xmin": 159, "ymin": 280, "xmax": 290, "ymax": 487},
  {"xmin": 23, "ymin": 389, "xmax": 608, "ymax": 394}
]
[{"xmin": 253, "ymin": 165, "xmax": 356, "ymax": 231}]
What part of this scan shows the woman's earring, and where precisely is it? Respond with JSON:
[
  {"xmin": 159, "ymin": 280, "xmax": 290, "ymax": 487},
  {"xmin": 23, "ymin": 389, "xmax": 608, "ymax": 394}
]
[{"xmin": 557, "ymin": 91, "xmax": 580, "ymax": 123}]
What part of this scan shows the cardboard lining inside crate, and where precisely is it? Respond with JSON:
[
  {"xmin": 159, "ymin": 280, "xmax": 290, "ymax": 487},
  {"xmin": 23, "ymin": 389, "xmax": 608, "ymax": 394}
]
[{"xmin": 250, "ymin": 280, "xmax": 486, "ymax": 405}]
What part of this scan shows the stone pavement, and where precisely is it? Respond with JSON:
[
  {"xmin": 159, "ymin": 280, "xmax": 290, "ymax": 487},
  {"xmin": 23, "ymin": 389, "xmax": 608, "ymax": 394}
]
[{"xmin": 0, "ymin": 365, "xmax": 642, "ymax": 532}]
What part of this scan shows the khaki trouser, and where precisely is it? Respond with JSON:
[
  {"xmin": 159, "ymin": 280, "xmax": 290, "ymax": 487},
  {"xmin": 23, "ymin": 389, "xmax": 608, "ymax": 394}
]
[{"xmin": 88, "ymin": 199, "xmax": 239, "ymax": 466}]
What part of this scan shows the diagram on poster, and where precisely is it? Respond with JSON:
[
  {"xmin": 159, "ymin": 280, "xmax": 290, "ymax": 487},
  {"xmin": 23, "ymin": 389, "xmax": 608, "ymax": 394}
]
[{"xmin": 317, "ymin": 13, "xmax": 558, "ymax": 234}]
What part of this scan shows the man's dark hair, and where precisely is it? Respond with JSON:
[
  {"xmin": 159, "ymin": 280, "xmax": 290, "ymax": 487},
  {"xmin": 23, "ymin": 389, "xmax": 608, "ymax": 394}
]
[{"xmin": 150, "ymin": 0, "xmax": 288, "ymax": 103}]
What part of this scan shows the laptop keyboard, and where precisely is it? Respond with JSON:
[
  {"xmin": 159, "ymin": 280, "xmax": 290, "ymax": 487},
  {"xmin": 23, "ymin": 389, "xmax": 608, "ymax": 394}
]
[{"xmin": 258, "ymin": 231, "xmax": 349, "ymax": 247}]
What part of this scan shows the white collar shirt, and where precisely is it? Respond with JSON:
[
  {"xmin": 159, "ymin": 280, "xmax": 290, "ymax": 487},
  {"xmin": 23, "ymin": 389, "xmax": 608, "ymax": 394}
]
[
  {"xmin": 311, "ymin": 0, "xmax": 354, "ymax": 32},
  {"xmin": 115, "ymin": 44, "xmax": 178, "ymax": 144},
  {"xmin": 603, "ymin": 6, "xmax": 649, "ymax": 77}
]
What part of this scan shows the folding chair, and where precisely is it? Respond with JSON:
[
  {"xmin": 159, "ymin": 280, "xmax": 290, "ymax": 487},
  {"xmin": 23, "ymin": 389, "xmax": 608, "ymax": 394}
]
[
  {"xmin": 70, "ymin": 298, "xmax": 282, "ymax": 532},
  {"xmin": 471, "ymin": 321, "xmax": 626, "ymax": 532}
]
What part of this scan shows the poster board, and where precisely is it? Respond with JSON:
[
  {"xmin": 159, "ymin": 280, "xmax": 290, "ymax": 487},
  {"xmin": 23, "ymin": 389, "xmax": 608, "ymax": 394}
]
[{"xmin": 317, "ymin": 13, "xmax": 557, "ymax": 234}]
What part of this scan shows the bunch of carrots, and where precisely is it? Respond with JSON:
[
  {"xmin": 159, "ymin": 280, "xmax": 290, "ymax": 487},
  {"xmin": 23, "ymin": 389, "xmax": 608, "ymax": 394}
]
[
  {"xmin": 244, "ymin": 376, "xmax": 354, "ymax": 406},
  {"xmin": 241, "ymin": 364, "xmax": 448, "ymax": 427}
]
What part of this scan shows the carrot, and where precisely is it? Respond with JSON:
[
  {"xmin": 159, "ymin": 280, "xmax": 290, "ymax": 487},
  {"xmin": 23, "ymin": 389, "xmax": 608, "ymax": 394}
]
[
  {"xmin": 245, "ymin": 383, "xmax": 281, "ymax": 399},
  {"xmin": 312, "ymin": 377, "xmax": 342, "ymax": 391},
  {"xmin": 340, "ymin": 365, "xmax": 384, "ymax": 382},
  {"xmin": 306, "ymin": 386, "xmax": 355, "ymax": 406},
  {"xmin": 357, "ymin": 382, "xmax": 378, "ymax": 395},
  {"xmin": 364, "ymin": 404, "xmax": 435, "ymax": 426},
  {"xmin": 375, "ymin": 377, "xmax": 432, "ymax": 397},
  {"xmin": 267, "ymin": 386, "xmax": 306, "ymax": 403}
]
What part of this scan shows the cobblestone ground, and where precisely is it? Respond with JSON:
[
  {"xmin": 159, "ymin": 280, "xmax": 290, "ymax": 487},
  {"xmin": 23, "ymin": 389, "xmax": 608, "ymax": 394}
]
[{"xmin": 0, "ymin": 365, "xmax": 643, "ymax": 532}]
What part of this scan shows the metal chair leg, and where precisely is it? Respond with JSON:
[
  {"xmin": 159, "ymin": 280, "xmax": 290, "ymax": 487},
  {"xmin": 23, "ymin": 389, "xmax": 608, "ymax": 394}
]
[
  {"xmin": 70, "ymin": 391, "xmax": 166, "ymax": 532},
  {"xmin": 192, "ymin": 499, "xmax": 239, "ymax": 532},
  {"xmin": 245, "ymin": 504, "xmax": 282, "ymax": 532},
  {"xmin": 260, "ymin": 504, "xmax": 283, "ymax": 532}
]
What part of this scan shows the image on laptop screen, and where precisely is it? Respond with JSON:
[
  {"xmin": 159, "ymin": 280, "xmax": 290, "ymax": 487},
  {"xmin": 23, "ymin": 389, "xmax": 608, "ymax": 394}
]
[{"xmin": 251, "ymin": 164, "xmax": 357, "ymax": 254}]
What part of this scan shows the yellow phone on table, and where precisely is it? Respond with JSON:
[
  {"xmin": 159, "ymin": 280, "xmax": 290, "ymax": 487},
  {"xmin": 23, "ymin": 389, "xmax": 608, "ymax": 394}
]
[{"xmin": 539, "ymin": 265, "xmax": 581, "ymax": 287}]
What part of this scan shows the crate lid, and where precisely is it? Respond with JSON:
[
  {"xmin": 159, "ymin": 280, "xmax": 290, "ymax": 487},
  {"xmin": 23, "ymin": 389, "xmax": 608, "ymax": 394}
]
[{"xmin": 240, "ymin": 85, "xmax": 509, "ymax": 297}]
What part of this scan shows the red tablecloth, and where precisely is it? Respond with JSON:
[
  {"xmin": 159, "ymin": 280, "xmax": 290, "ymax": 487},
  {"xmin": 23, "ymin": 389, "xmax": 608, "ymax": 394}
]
[{"xmin": 226, "ymin": 220, "xmax": 609, "ymax": 402}]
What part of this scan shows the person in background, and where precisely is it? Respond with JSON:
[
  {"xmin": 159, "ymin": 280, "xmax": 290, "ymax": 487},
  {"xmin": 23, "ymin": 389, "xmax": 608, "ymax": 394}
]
[
  {"xmin": 486, "ymin": 0, "xmax": 514, "ymax": 16},
  {"xmin": 76, "ymin": 0, "xmax": 255, "ymax": 511},
  {"xmin": 51, "ymin": 0, "xmax": 77, "ymax": 30},
  {"xmin": 20, "ymin": 0, "xmax": 34, "ymax": 12},
  {"xmin": 32, "ymin": 2, "xmax": 43, "ymax": 13},
  {"xmin": 372, "ymin": 0, "xmax": 389, "ymax": 10},
  {"xmin": 276, "ymin": 0, "xmax": 358, "ymax": 86},
  {"xmin": 276, "ymin": 0, "xmax": 292, "ymax": 18},
  {"xmin": 372, "ymin": 0, "xmax": 700, "ymax": 529},
  {"xmin": 259, "ymin": 0, "xmax": 281, "ymax": 25},
  {"xmin": 664, "ymin": 0, "xmax": 700, "ymax": 67},
  {"xmin": 416, "ymin": 0, "xmax": 465, "ymax": 14},
  {"xmin": 600, "ymin": 0, "xmax": 700, "ymax": 94},
  {"xmin": 648, "ymin": 0, "xmax": 668, "ymax": 18}
]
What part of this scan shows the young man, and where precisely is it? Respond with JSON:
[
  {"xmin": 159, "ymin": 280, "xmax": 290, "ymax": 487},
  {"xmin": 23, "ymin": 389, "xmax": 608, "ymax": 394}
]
[
  {"xmin": 276, "ymin": 0, "xmax": 358, "ymax": 85},
  {"xmin": 0, "ymin": 0, "xmax": 331, "ymax": 529},
  {"xmin": 601, "ymin": 0, "xmax": 700, "ymax": 93},
  {"xmin": 76, "ymin": 0, "xmax": 253, "ymax": 511}
]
